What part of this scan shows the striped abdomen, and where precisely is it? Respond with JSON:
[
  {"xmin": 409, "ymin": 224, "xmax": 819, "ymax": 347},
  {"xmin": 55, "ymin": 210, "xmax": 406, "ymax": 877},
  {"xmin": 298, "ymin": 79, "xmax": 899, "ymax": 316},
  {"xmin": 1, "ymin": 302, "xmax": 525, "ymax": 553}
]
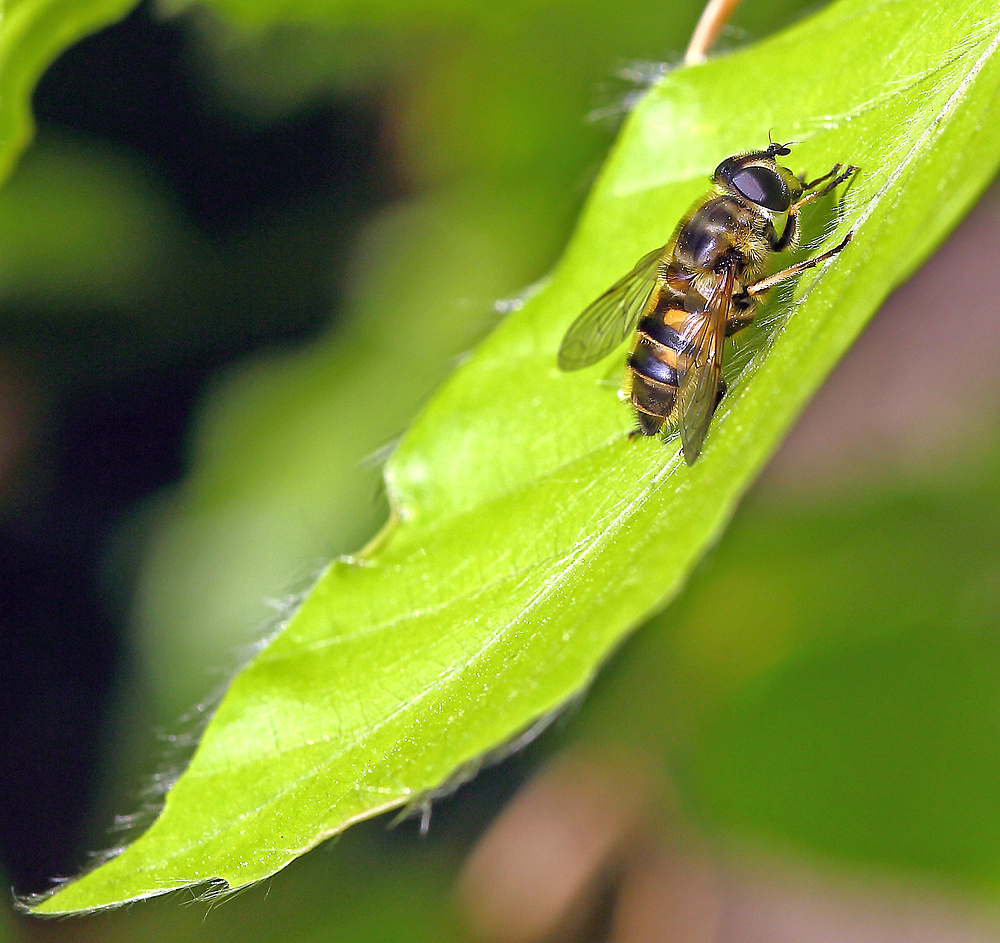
[{"xmin": 627, "ymin": 291, "xmax": 693, "ymax": 435}]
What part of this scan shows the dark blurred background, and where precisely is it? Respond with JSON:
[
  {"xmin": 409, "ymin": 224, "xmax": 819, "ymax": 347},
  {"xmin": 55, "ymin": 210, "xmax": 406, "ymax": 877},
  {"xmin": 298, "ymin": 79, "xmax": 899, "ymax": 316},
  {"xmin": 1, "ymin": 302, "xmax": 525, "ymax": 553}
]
[
  {"xmin": 0, "ymin": 0, "xmax": 392, "ymax": 895},
  {"xmin": 2, "ymin": 0, "xmax": 1000, "ymax": 941}
]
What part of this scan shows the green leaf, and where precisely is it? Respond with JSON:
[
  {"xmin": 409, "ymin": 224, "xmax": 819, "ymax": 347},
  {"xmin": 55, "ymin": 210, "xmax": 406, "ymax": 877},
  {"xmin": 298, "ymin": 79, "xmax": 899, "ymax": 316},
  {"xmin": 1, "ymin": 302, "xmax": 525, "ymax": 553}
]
[
  {"xmin": 70, "ymin": 827, "xmax": 467, "ymax": 943},
  {"xmin": 0, "ymin": 0, "xmax": 139, "ymax": 181},
  {"xmin": 32, "ymin": 0, "xmax": 1000, "ymax": 914},
  {"xmin": 171, "ymin": 0, "xmax": 589, "ymax": 30}
]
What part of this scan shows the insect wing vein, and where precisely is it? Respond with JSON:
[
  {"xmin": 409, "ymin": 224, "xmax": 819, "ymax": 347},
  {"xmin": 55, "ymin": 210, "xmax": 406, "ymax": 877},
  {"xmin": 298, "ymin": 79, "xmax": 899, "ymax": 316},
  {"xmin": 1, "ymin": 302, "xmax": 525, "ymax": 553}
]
[
  {"xmin": 675, "ymin": 268, "xmax": 734, "ymax": 464},
  {"xmin": 557, "ymin": 245, "xmax": 664, "ymax": 370}
]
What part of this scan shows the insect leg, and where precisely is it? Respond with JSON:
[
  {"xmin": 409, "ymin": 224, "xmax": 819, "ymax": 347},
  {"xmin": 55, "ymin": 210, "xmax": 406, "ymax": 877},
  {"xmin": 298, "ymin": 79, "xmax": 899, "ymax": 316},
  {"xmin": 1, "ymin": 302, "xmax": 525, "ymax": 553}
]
[
  {"xmin": 714, "ymin": 378, "xmax": 727, "ymax": 409},
  {"xmin": 771, "ymin": 210, "xmax": 800, "ymax": 252},
  {"xmin": 799, "ymin": 164, "xmax": 843, "ymax": 191},
  {"xmin": 743, "ymin": 231, "xmax": 852, "ymax": 299},
  {"xmin": 724, "ymin": 294, "xmax": 756, "ymax": 336},
  {"xmin": 772, "ymin": 164, "xmax": 858, "ymax": 253},
  {"xmin": 790, "ymin": 164, "xmax": 858, "ymax": 214}
]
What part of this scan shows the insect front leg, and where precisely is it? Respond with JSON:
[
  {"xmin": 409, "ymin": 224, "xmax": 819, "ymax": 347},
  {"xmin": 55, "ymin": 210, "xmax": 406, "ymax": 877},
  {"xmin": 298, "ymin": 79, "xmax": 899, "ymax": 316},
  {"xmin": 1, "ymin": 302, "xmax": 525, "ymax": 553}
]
[
  {"xmin": 799, "ymin": 164, "xmax": 845, "ymax": 192},
  {"xmin": 772, "ymin": 164, "xmax": 858, "ymax": 253},
  {"xmin": 798, "ymin": 163, "xmax": 858, "ymax": 202},
  {"xmin": 771, "ymin": 208, "xmax": 801, "ymax": 253}
]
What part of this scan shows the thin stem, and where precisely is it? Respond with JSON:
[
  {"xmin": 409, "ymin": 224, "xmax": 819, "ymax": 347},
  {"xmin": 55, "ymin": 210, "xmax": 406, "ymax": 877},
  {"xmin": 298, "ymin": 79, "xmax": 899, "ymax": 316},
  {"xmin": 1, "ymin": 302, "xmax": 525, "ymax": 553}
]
[{"xmin": 684, "ymin": 0, "xmax": 745, "ymax": 64}]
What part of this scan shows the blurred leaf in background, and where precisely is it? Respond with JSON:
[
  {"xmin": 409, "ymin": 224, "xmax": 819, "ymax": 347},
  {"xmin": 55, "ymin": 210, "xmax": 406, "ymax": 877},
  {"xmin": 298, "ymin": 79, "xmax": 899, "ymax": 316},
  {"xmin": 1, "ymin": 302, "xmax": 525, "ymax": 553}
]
[
  {"xmin": 66, "ymin": 828, "xmax": 469, "ymax": 943},
  {"xmin": 0, "ymin": 882, "xmax": 8, "ymax": 943},
  {"xmin": 0, "ymin": 136, "xmax": 184, "ymax": 311}
]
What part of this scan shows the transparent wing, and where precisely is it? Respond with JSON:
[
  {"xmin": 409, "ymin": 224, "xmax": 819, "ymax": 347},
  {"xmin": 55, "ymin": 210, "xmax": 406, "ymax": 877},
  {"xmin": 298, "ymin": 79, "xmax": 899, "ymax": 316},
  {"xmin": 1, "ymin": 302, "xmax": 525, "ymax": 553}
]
[
  {"xmin": 675, "ymin": 267, "xmax": 735, "ymax": 465},
  {"xmin": 557, "ymin": 245, "xmax": 665, "ymax": 371}
]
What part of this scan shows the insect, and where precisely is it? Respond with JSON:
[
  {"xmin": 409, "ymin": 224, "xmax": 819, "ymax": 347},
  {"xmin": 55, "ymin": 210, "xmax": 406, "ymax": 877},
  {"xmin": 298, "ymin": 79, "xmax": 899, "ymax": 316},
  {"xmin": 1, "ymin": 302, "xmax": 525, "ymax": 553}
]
[{"xmin": 558, "ymin": 142, "xmax": 857, "ymax": 464}]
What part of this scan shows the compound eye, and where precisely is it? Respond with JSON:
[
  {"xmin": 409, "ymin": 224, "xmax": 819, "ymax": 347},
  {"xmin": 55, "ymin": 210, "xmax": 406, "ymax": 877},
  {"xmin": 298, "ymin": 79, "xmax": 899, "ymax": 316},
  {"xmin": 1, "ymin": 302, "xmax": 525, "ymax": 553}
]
[{"xmin": 731, "ymin": 166, "xmax": 790, "ymax": 211}]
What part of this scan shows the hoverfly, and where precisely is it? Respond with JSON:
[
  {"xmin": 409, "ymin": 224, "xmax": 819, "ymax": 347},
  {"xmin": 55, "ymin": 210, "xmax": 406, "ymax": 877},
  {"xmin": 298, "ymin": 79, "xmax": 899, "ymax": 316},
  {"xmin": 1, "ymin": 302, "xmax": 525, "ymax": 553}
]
[{"xmin": 558, "ymin": 142, "xmax": 857, "ymax": 464}]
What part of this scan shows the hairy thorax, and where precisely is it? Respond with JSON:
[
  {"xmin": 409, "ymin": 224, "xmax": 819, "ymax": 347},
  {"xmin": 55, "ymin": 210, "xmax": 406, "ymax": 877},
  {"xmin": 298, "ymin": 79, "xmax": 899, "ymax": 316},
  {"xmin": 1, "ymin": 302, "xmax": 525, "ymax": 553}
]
[{"xmin": 673, "ymin": 195, "xmax": 776, "ymax": 288}]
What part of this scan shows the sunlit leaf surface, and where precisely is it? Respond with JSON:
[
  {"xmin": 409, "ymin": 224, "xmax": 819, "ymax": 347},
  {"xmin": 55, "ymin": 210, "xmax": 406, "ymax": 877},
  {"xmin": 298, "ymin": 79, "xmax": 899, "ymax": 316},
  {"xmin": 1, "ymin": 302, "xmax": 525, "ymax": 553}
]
[{"xmin": 32, "ymin": 0, "xmax": 1000, "ymax": 913}]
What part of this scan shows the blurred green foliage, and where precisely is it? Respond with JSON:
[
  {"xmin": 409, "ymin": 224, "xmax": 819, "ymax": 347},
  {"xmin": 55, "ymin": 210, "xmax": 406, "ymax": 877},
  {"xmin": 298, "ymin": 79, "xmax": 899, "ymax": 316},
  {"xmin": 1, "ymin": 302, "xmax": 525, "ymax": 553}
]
[
  {"xmin": 0, "ymin": 887, "xmax": 8, "ymax": 943},
  {"xmin": 0, "ymin": 137, "xmax": 182, "ymax": 309},
  {"xmin": 75, "ymin": 828, "xmax": 468, "ymax": 943}
]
